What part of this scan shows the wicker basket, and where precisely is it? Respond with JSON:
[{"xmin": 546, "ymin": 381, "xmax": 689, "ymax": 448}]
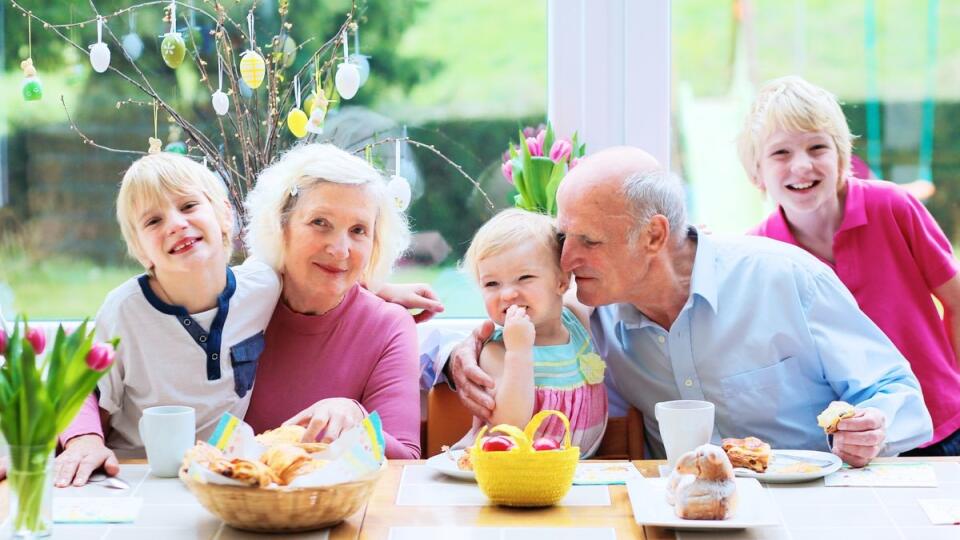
[
  {"xmin": 179, "ymin": 463, "xmax": 384, "ymax": 533},
  {"xmin": 471, "ymin": 410, "xmax": 579, "ymax": 507}
]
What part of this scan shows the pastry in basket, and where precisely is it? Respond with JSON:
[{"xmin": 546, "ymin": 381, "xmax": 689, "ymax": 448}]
[
  {"xmin": 721, "ymin": 436, "xmax": 771, "ymax": 473},
  {"xmin": 180, "ymin": 441, "xmax": 226, "ymax": 473},
  {"xmin": 665, "ymin": 444, "xmax": 738, "ymax": 520},
  {"xmin": 256, "ymin": 425, "xmax": 330, "ymax": 453},
  {"xmin": 817, "ymin": 401, "xmax": 856, "ymax": 434},
  {"xmin": 261, "ymin": 443, "xmax": 313, "ymax": 485},
  {"xmin": 222, "ymin": 458, "xmax": 278, "ymax": 488}
]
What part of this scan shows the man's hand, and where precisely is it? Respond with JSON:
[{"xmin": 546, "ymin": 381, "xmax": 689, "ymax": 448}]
[
  {"xmin": 284, "ymin": 397, "xmax": 365, "ymax": 443},
  {"xmin": 831, "ymin": 407, "xmax": 886, "ymax": 467},
  {"xmin": 375, "ymin": 282, "xmax": 445, "ymax": 323},
  {"xmin": 54, "ymin": 434, "xmax": 119, "ymax": 487},
  {"xmin": 450, "ymin": 320, "xmax": 497, "ymax": 421}
]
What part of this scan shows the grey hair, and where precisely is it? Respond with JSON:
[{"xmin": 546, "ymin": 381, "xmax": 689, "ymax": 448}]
[{"xmin": 622, "ymin": 168, "xmax": 688, "ymax": 247}]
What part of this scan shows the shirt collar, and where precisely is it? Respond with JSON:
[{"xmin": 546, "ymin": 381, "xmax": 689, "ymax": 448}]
[{"xmin": 614, "ymin": 226, "xmax": 718, "ymax": 330}]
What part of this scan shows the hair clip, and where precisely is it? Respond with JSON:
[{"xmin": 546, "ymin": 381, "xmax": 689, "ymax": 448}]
[{"xmin": 290, "ymin": 184, "xmax": 299, "ymax": 197}]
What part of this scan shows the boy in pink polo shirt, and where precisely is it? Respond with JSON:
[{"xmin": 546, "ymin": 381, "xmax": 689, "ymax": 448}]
[{"xmin": 737, "ymin": 75, "xmax": 960, "ymax": 456}]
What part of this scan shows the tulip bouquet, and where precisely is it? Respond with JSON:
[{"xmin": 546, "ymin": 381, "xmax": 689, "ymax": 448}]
[
  {"xmin": 0, "ymin": 317, "xmax": 116, "ymax": 537},
  {"xmin": 501, "ymin": 123, "xmax": 585, "ymax": 216}
]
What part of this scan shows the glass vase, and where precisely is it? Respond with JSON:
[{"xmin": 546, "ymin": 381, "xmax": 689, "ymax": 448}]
[{"xmin": 4, "ymin": 445, "xmax": 54, "ymax": 539}]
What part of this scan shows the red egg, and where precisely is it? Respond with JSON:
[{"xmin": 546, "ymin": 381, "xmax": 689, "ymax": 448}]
[
  {"xmin": 532, "ymin": 437, "xmax": 560, "ymax": 451},
  {"xmin": 481, "ymin": 435, "xmax": 515, "ymax": 452}
]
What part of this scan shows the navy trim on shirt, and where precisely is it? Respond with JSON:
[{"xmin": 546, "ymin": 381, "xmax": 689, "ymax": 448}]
[{"xmin": 137, "ymin": 268, "xmax": 237, "ymax": 380}]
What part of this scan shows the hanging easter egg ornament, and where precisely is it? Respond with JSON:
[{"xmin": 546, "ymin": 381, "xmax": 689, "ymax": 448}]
[
  {"xmin": 160, "ymin": 1, "xmax": 185, "ymax": 69},
  {"xmin": 287, "ymin": 77, "xmax": 308, "ymax": 138},
  {"xmin": 20, "ymin": 58, "xmax": 42, "ymax": 102},
  {"xmin": 387, "ymin": 138, "xmax": 412, "ymax": 211},
  {"xmin": 165, "ymin": 125, "xmax": 187, "ymax": 154},
  {"xmin": 89, "ymin": 17, "xmax": 111, "ymax": 73},
  {"xmin": 282, "ymin": 36, "xmax": 297, "ymax": 68},
  {"xmin": 350, "ymin": 27, "xmax": 370, "ymax": 87},
  {"xmin": 122, "ymin": 13, "xmax": 143, "ymax": 60},
  {"xmin": 305, "ymin": 67, "xmax": 327, "ymax": 135},
  {"xmin": 239, "ymin": 11, "xmax": 265, "ymax": 89},
  {"xmin": 304, "ymin": 92, "xmax": 317, "ymax": 116},
  {"xmin": 211, "ymin": 56, "xmax": 229, "ymax": 116},
  {"xmin": 20, "ymin": 18, "xmax": 41, "ymax": 101},
  {"xmin": 335, "ymin": 34, "xmax": 359, "ymax": 100}
]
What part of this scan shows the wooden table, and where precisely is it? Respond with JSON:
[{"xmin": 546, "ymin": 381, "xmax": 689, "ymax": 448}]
[{"xmin": 1, "ymin": 458, "xmax": 957, "ymax": 539}]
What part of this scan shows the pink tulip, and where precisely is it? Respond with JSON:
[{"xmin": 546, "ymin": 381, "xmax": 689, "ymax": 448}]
[
  {"xmin": 501, "ymin": 160, "xmax": 514, "ymax": 184},
  {"xmin": 549, "ymin": 139, "xmax": 573, "ymax": 163},
  {"xmin": 525, "ymin": 137, "xmax": 542, "ymax": 157},
  {"xmin": 0, "ymin": 329, "xmax": 7, "ymax": 354},
  {"xmin": 569, "ymin": 157, "xmax": 580, "ymax": 170},
  {"xmin": 536, "ymin": 130, "xmax": 546, "ymax": 154},
  {"xmin": 86, "ymin": 343, "xmax": 115, "ymax": 371},
  {"xmin": 26, "ymin": 327, "xmax": 45, "ymax": 355}
]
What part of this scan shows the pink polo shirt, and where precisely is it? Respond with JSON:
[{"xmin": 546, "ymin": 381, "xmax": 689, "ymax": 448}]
[{"xmin": 751, "ymin": 178, "xmax": 960, "ymax": 446}]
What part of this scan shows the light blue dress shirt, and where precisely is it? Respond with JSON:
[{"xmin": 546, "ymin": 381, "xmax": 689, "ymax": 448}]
[{"xmin": 591, "ymin": 229, "xmax": 932, "ymax": 458}]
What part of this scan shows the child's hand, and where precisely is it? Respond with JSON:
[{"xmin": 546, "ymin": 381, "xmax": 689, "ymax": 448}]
[{"xmin": 502, "ymin": 305, "xmax": 535, "ymax": 351}]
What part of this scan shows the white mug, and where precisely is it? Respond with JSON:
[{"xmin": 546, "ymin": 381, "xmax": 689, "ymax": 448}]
[
  {"xmin": 655, "ymin": 400, "xmax": 715, "ymax": 467},
  {"xmin": 139, "ymin": 405, "xmax": 195, "ymax": 478}
]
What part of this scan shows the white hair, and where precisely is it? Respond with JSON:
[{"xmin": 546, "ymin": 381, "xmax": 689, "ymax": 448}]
[
  {"xmin": 622, "ymin": 168, "xmax": 688, "ymax": 246},
  {"xmin": 244, "ymin": 143, "xmax": 410, "ymax": 288}
]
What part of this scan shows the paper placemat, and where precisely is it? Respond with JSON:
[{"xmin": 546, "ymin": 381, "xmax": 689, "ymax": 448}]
[
  {"xmin": 574, "ymin": 462, "xmax": 642, "ymax": 485},
  {"xmin": 398, "ymin": 465, "xmax": 610, "ymax": 506},
  {"xmin": 824, "ymin": 462, "xmax": 937, "ymax": 487},
  {"xmin": 388, "ymin": 526, "xmax": 616, "ymax": 540},
  {"xmin": 919, "ymin": 499, "xmax": 960, "ymax": 525},
  {"xmin": 53, "ymin": 497, "xmax": 143, "ymax": 523}
]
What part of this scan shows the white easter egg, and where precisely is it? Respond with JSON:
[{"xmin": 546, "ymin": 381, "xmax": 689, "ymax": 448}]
[
  {"xmin": 387, "ymin": 175, "xmax": 411, "ymax": 211},
  {"xmin": 211, "ymin": 90, "xmax": 229, "ymax": 116},
  {"xmin": 122, "ymin": 33, "xmax": 144, "ymax": 60},
  {"xmin": 89, "ymin": 42, "xmax": 111, "ymax": 73},
  {"xmin": 335, "ymin": 62, "xmax": 359, "ymax": 100}
]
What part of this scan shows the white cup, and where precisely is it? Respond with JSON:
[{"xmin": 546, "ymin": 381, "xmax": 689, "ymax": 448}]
[
  {"xmin": 655, "ymin": 400, "xmax": 715, "ymax": 467},
  {"xmin": 139, "ymin": 405, "xmax": 195, "ymax": 478}
]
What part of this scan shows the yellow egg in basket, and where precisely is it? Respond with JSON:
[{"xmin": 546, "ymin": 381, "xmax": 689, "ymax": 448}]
[{"xmin": 470, "ymin": 410, "xmax": 579, "ymax": 507}]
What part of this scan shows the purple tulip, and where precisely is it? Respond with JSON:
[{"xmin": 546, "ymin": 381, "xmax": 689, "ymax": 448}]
[
  {"xmin": 86, "ymin": 343, "xmax": 115, "ymax": 371},
  {"xmin": 501, "ymin": 160, "xmax": 514, "ymax": 184},
  {"xmin": 569, "ymin": 157, "xmax": 580, "ymax": 170},
  {"xmin": 26, "ymin": 327, "xmax": 46, "ymax": 355},
  {"xmin": 549, "ymin": 139, "xmax": 573, "ymax": 163},
  {"xmin": 525, "ymin": 136, "xmax": 542, "ymax": 157},
  {"xmin": 0, "ymin": 329, "xmax": 6, "ymax": 355}
]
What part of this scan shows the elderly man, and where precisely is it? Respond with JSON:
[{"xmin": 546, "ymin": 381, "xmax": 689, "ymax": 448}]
[{"xmin": 449, "ymin": 146, "xmax": 932, "ymax": 466}]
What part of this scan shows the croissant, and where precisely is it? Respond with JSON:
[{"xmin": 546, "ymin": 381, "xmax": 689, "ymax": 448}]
[
  {"xmin": 260, "ymin": 443, "xmax": 312, "ymax": 485},
  {"xmin": 255, "ymin": 425, "xmax": 308, "ymax": 446},
  {"xmin": 222, "ymin": 458, "xmax": 277, "ymax": 488}
]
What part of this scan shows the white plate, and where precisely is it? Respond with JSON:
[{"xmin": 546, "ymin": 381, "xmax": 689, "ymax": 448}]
[
  {"xmin": 734, "ymin": 449, "xmax": 842, "ymax": 483},
  {"xmin": 627, "ymin": 476, "xmax": 780, "ymax": 529},
  {"xmin": 425, "ymin": 450, "xmax": 475, "ymax": 481}
]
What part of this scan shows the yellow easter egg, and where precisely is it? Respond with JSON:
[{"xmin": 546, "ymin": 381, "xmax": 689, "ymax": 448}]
[
  {"xmin": 287, "ymin": 108, "xmax": 308, "ymax": 138},
  {"xmin": 239, "ymin": 51, "xmax": 266, "ymax": 89}
]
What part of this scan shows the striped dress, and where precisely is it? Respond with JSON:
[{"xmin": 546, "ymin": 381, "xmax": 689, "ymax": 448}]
[{"xmin": 460, "ymin": 308, "xmax": 609, "ymax": 458}]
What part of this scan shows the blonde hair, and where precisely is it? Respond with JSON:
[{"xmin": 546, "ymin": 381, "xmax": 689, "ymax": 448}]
[
  {"xmin": 461, "ymin": 208, "xmax": 565, "ymax": 283},
  {"xmin": 737, "ymin": 75, "xmax": 854, "ymax": 190},
  {"xmin": 116, "ymin": 153, "xmax": 233, "ymax": 270},
  {"xmin": 244, "ymin": 143, "xmax": 409, "ymax": 288}
]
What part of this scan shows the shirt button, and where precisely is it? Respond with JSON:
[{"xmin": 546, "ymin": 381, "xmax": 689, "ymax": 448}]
[
  {"xmin": 657, "ymin": 335, "xmax": 666, "ymax": 344},
  {"xmin": 199, "ymin": 335, "xmax": 207, "ymax": 343},
  {"xmin": 211, "ymin": 353, "xmax": 219, "ymax": 361},
  {"xmin": 684, "ymin": 379, "xmax": 693, "ymax": 387},
  {"xmin": 183, "ymin": 319, "xmax": 192, "ymax": 326}
]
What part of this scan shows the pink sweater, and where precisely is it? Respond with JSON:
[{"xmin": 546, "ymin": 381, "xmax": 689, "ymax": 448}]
[{"xmin": 244, "ymin": 284, "xmax": 421, "ymax": 458}]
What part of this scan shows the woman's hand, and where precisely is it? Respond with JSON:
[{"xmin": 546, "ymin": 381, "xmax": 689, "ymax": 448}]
[
  {"xmin": 374, "ymin": 282, "xmax": 445, "ymax": 323},
  {"xmin": 284, "ymin": 398, "xmax": 366, "ymax": 443},
  {"xmin": 54, "ymin": 434, "xmax": 119, "ymax": 487},
  {"xmin": 502, "ymin": 305, "xmax": 535, "ymax": 352}
]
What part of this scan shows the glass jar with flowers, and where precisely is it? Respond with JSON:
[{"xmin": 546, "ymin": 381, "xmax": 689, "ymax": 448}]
[{"xmin": 0, "ymin": 317, "xmax": 116, "ymax": 538}]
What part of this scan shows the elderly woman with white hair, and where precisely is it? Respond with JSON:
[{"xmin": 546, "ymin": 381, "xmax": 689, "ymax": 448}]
[{"xmin": 242, "ymin": 143, "xmax": 421, "ymax": 458}]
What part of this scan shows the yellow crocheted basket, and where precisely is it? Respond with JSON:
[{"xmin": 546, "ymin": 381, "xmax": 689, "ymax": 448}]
[{"xmin": 471, "ymin": 410, "xmax": 579, "ymax": 507}]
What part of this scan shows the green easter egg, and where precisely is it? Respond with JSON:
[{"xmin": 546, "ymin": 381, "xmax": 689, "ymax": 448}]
[
  {"xmin": 164, "ymin": 141, "xmax": 188, "ymax": 154},
  {"xmin": 22, "ymin": 78, "xmax": 42, "ymax": 101},
  {"xmin": 161, "ymin": 33, "xmax": 186, "ymax": 69},
  {"xmin": 282, "ymin": 36, "xmax": 297, "ymax": 68}
]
